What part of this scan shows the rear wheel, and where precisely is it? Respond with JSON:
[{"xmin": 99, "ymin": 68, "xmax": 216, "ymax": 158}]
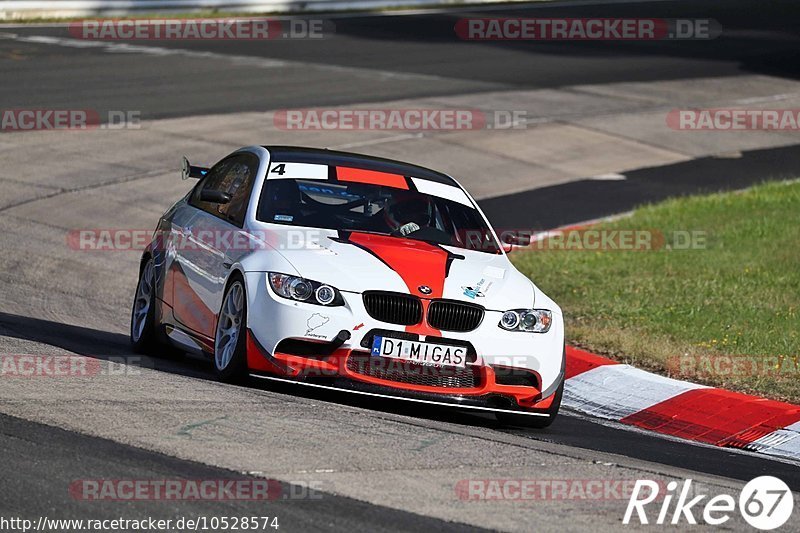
[
  {"xmin": 496, "ymin": 379, "xmax": 564, "ymax": 429},
  {"xmin": 214, "ymin": 278, "xmax": 248, "ymax": 383}
]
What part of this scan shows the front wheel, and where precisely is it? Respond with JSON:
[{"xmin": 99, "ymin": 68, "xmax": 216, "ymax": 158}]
[
  {"xmin": 130, "ymin": 258, "xmax": 157, "ymax": 353},
  {"xmin": 496, "ymin": 379, "xmax": 564, "ymax": 429},
  {"xmin": 214, "ymin": 278, "xmax": 248, "ymax": 383}
]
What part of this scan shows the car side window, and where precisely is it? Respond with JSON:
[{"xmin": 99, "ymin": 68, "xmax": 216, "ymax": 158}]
[{"xmin": 189, "ymin": 154, "xmax": 259, "ymax": 227}]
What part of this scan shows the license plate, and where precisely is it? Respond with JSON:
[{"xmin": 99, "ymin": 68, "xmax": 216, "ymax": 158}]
[{"xmin": 371, "ymin": 336, "xmax": 467, "ymax": 368}]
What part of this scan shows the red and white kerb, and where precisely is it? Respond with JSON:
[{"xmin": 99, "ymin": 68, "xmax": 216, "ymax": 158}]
[{"xmin": 564, "ymin": 346, "xmax": 800, "ymax": 462}]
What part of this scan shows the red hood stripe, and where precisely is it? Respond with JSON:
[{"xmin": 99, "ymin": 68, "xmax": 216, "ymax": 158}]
[{"xmin": 348, "ymin": 232, "xmax": 447, "ymax": 336}]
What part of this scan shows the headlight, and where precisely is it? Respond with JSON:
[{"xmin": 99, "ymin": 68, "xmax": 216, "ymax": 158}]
[
  {"xmin": 498, "ymin": 309, "xmax": 552, "ymax": 333},
  {"xmin": 315, "ymin": 285, "xmax": 336, "ymax": 305},
  {"xmin": 268, "ymin": 273, "xmax": 344, "ymax": 306}
]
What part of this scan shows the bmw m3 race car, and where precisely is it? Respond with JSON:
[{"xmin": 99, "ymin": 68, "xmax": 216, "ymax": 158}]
[{"xmin": 131, "ymin": 146, "xmax": 565, "ymax": 427}]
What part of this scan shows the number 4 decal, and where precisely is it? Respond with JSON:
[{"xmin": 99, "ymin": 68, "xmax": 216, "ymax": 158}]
[{"xmin": 267, "ymin": 162, "xmax": 328, "ymax": 180}]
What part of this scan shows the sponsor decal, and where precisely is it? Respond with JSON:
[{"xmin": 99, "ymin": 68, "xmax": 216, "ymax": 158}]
[{"xmin": 463, "ymin": 278, "xmax": 490, "ymax": 299}]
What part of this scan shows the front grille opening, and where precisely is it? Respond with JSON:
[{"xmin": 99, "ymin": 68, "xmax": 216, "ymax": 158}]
[
  {"xmin": 347, "ymin": 353, "xmax": 481, "ymax": 389},
  {"xmin": 428, "ymin": 300, "xmax": 485, "ymax": 332},
  {"xmin": 362, "ymin": 291, "xmax": 422, "ymax": 326},
  {"xmin": 275, "ymin": 338, "xmax": 341, "ymax": 358},
  {"xmin": 493, "ymin": 366, "xmax": 540, "ymax": 389}
]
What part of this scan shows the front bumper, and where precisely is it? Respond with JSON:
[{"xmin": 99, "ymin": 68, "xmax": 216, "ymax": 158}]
[
  {"xmin": 245, "ymin": 330, "xmax": 562, "ymax": 413},
  {"xmin": 243, "ymin": 271, "xmax": 564, "ymax": 413}
]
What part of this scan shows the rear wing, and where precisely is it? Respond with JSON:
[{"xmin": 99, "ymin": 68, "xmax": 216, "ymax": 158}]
[{"xmin": 181, "ymin": 156, "xmax": 209, "ymax": 180}]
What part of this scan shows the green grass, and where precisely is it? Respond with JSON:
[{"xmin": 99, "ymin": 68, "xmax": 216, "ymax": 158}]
[{"xmin": 511, "ymin": 180, "xmax": 800, "ymax": 403}]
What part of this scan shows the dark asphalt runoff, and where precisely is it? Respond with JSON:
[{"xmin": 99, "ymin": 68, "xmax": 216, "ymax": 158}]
[{"xmin": 480, "ymin": 143, "xmax": 800, "ymax": 230}]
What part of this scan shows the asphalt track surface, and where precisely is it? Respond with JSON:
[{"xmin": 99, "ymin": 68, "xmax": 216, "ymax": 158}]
[
  {"xmin": 1, "ymin": 0, "xmax": 800, "ymax": 531},
  {"xmin": 0, "ymin": 413, "xmax": 486, "ymax": 532},
  {"xmin": 1, "ymin": 0, "xmax": 799, "ymax": 119}
]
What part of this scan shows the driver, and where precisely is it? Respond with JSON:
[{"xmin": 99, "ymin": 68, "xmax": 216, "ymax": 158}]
[{"xmin": 383, "ymin": 193, "xmax": 433, "ymax": 236}]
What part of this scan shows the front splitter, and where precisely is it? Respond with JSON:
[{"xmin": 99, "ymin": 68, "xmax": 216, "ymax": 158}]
[{"xmin": 248, "ymin": 373, "xmax": 549, "ymax": 417}]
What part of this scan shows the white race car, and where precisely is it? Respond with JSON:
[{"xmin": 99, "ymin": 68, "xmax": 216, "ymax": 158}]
[{"xmin": 131, "ymin": 146, "xmax": 565, "ymax": 427}]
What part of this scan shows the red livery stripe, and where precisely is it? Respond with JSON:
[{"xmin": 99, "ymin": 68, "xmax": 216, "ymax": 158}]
[
  {"xmin": 170, "ymin": 264, "xmax": 216, "ymax": 337},
  {"xmin": 336, "ymin": 167, "xmax": 408, "ymax": 189}
]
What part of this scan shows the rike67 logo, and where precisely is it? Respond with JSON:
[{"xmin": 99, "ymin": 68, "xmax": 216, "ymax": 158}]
[{"xmin": 624, "ymin": 476, "xmax": 793, "ymax": 530}]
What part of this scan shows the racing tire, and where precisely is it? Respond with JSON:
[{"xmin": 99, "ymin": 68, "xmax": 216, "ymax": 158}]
[
  {"xmin": 496, "ymin": 378, "xmax": 564, "ymax": 429},
  {"xmin": 214, "ymin": 276, "xmax": 249, "ymax": 383},
  {"xmin": 130, "ymin": 258, "xmax": 159, "ymax": 354}
]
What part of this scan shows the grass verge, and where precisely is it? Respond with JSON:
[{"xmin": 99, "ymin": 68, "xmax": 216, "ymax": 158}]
[{"xmin": 511, "ymin": 180, "xmax": 800, "ymax": 403}]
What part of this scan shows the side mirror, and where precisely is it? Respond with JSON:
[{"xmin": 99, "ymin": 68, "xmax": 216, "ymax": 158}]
[
  {"xmin": 199, "ymin": 189, "xmax": 231, "ymax": 204},
  {"xmin": 500, "ymin": 231, "xmax": 532, "ymax": 251},
  {"xmin": 181, "ymin": 156, "xmax": 209, "ymax": 180}
]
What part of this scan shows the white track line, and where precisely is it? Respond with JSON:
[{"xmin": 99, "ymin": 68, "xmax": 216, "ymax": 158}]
[{"xmin": 2, "ymin": 33, "xmax": 462, "ymax": 83}]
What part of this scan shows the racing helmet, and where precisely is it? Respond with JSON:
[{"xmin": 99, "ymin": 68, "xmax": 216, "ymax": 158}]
[{"xmin": 383, "ymin": 192, "xmax": 433, "ymax": 234}]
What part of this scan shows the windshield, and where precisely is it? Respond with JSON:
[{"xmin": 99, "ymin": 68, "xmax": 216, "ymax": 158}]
[{"xmin": 256, "ymin": 178, "xmax": 501, "ymax": 254}]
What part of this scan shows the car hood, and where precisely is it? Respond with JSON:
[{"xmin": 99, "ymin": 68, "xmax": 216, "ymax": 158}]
[{"xmin": 256, "ymin": 227, "xmax": 536, "ymax": 310}]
